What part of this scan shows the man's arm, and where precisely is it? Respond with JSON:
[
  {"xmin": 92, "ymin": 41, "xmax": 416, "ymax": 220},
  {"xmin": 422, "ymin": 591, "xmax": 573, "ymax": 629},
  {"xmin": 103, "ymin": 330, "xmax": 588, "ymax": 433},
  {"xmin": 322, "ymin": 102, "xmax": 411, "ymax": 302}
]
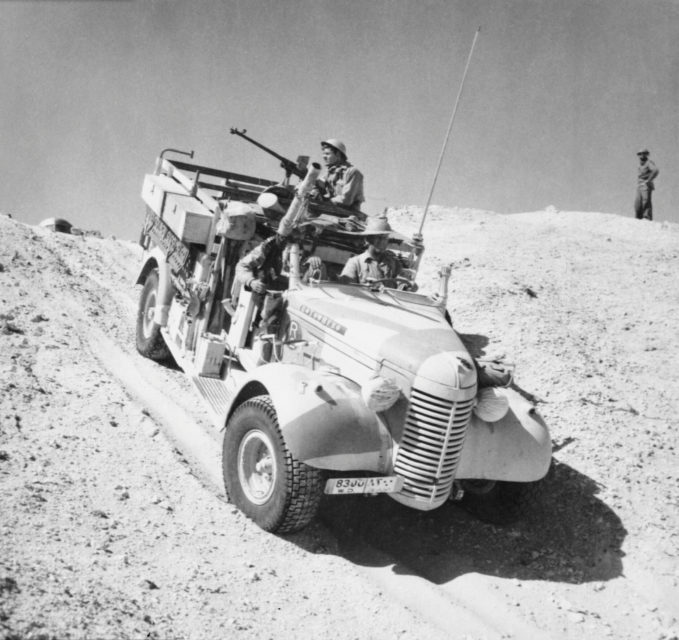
[
  {"xmin": 310, "ymin": 177, "xmax": 328, "ymax": 201},
  {"xmin": 648, "ymin": 161, "xmax": 659, "ymax": 182},
  {"xmin": 236, "ymin": 241, "xmax": 270, "ymax": 293},
  {"xmin": 338, "ymin": 255, "xmax": 361, "ymax": 284},
  {"xmin": 382, "ymin": 251, "xmax": 401, "ymax": 279}
]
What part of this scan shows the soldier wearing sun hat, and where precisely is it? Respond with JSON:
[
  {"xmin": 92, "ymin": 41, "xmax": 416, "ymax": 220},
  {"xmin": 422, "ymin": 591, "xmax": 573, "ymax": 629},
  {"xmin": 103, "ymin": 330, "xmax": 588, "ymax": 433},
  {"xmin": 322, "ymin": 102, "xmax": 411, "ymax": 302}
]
[
  {"xmin": 635, "ymin": 148, "xmax": 659, "ymax": 221},
  {"xmin": 314, "ymin": 138, "xmax": 365, "ymax": 212},
  {"xmin": 338, "ymin": 215, "xmax": 401, "ymax": 284}
]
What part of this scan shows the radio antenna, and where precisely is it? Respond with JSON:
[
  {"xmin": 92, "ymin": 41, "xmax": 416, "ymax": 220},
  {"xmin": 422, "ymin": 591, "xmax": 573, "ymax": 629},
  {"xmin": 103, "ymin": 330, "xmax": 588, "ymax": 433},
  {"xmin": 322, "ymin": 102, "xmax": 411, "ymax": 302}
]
[{"xmin": 417, "ymin": 27, "xmax": 481, "ymax": 238}]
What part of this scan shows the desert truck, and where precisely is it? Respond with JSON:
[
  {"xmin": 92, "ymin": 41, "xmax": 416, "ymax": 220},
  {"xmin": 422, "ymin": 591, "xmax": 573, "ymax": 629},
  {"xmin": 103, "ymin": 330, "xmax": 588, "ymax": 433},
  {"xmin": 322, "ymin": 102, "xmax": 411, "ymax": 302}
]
[{"xmin": 135, "ymin": 137, "xmax": 552, "ymax": 533}]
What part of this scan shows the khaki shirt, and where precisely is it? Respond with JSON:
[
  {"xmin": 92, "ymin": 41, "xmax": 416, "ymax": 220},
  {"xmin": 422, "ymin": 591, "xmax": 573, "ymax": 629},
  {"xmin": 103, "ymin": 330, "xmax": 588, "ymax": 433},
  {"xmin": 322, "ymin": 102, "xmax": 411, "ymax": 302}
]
[
  {"xmin": 340, "ymin": 249, "xmax": 400, "ymax": 284},
  {"xmin": 638, "ymin": 160, "xmax": 659, "ymax": 190},
  {"xmin": 321, "ymin": 162, "xmax": 365, "ymax": 211}
]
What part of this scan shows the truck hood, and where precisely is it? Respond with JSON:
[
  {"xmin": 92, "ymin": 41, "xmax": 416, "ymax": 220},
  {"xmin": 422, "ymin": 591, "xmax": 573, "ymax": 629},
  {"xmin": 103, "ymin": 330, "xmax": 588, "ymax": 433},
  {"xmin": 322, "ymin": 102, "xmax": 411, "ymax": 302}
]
[{"xmin": 286, "ymin": 284, "xmax": 475, "ymax": 388}]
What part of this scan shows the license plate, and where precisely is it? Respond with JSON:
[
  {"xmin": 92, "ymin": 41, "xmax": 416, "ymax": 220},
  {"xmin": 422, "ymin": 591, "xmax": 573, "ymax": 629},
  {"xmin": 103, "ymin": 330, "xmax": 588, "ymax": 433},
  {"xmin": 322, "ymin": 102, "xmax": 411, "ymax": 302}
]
[{"xmin": 324, "ymin": 476, "xmax": 403, "ymax": 495}]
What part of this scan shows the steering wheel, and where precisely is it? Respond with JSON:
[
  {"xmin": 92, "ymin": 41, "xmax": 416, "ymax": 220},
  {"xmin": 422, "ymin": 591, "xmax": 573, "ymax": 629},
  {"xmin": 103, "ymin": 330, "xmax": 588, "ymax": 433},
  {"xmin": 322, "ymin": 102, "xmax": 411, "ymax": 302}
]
[{"xmin": 366, "ymin": 276, "xmax": 417, "ymax": 292}]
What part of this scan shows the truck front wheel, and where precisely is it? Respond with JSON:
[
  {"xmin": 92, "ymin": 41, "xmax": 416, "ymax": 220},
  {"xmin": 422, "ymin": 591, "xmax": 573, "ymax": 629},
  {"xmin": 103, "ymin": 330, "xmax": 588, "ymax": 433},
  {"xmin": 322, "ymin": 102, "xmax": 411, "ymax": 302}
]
[
  {"xmin": 223, "ymin": 395, "xmax": 324, "ymax": 533},
  {"xmin": 136, "ymin": 269, "xmax": 172, "ymax": 362}
]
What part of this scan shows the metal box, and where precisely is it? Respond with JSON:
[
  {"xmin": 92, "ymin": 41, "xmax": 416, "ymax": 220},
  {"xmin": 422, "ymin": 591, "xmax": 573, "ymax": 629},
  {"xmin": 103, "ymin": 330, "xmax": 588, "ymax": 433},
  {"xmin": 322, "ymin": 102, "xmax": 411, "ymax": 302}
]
[
  {"xmin": 141, "ymin": 174, "xmax": 214, "ymax": 245},
  {"xmin": 195, "ymin": 335, "xmax": 226, "ymax": 378},
  {"xmin": 141, "ymin": 174, "xmax": 186, "ymax": 216},
  {"xmin": 161, "ymin": 193, "xmax": 213, "ymax": 245}
]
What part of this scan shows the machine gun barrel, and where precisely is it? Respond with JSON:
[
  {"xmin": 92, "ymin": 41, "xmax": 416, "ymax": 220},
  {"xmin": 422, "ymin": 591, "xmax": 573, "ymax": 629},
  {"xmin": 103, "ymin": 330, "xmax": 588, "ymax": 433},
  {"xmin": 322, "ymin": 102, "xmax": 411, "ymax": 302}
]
[{"xmin": 230, "ymin": 127, "xmax": 307, "ymax": 180}]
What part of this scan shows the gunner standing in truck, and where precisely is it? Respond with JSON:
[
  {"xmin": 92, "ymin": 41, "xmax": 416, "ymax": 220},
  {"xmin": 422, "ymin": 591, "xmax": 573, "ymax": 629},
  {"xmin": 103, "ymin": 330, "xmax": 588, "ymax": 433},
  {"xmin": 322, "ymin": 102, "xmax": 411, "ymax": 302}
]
[
  {"xmin": 339, "ymin": 215, "xmax": 401, "ymax": 284},
  {"xmin": 314, "ymin": 139, "xmax": 365, "ymax": 212}
]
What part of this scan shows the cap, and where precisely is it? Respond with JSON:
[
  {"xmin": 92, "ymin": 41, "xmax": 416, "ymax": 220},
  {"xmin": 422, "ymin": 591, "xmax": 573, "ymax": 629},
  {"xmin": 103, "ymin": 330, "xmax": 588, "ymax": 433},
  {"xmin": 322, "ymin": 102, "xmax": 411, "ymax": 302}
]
[
  {"xmin": 360, "ymin": 215, "xmax": 392, "ymax": 236},
  {"xmin": 321, "ymin": 138, "xmax": 347, "ymax": 158},
  {"xmin": 637, "ymin": 148, "xmax": 650, "ymax": 156}
]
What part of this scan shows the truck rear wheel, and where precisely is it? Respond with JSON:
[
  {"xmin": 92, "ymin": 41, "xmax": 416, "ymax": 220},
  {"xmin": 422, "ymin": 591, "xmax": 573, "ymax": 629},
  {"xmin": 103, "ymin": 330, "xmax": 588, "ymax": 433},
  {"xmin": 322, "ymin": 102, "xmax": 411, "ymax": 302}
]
[
  {"xmin": 223, "ymin": 395, "xmax": 324, "ymax": 533},
  {"xmin": 136, "ymin": 269, "xmax": 172, "ymax": 362}
]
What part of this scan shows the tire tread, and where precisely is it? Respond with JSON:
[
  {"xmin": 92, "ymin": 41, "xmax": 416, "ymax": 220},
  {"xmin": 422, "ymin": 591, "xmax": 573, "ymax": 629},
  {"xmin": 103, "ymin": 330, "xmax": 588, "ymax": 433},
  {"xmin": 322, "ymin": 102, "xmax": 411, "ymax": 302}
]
[
  {"xmin": 135, "ymin": 270, "xmax": 172, "ymax": 363},
  {"xmin": 224, "ymin": 396, "xmax": 324, "ymax": 534}
]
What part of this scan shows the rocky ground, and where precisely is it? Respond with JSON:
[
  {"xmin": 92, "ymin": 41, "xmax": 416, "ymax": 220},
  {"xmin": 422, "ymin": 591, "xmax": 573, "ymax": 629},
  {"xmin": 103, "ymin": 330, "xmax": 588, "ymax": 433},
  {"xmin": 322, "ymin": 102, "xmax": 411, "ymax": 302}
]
[{"xmin": 1, "ymin": 208, "xmax": 677, "ymax": 640}]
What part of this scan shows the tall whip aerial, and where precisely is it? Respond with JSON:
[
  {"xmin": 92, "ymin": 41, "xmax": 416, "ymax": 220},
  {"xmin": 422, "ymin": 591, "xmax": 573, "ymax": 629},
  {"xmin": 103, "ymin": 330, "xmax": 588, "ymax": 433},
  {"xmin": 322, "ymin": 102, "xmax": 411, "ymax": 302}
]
[{"xmin": 417, "ymin": 26, "xmax": 481, "ymax": 239}]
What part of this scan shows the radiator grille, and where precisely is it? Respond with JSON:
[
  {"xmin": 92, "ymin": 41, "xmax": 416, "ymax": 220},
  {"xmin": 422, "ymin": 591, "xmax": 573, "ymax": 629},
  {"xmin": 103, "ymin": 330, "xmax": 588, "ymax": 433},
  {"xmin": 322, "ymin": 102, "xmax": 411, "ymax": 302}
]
[{"xmin": 394, "ymin": 388, "xmax": 475, "ymax": 505}]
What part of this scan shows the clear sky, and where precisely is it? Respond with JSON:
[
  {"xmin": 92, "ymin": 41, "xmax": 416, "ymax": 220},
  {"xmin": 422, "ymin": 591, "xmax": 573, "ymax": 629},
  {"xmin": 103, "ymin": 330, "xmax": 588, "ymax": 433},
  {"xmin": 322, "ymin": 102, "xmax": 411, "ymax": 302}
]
[{"xmin": 1, "ymin": 0, "xmax": 677, "ymax": 239}]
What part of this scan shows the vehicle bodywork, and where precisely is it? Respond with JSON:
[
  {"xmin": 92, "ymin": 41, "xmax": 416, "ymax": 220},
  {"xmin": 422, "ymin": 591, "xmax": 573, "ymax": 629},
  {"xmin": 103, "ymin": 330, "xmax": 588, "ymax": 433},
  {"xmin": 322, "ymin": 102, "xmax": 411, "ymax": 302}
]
[{"xmin": 135, "ymin": 149, "xmax": 551, "ymax": 531}]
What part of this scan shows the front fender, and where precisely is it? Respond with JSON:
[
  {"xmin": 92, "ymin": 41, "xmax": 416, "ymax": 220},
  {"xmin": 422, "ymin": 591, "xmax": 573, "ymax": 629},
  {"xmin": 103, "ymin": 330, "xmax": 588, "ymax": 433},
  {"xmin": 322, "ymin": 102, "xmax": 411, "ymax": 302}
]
[
  {"xmin": 136, "ymin": 247, "xmax": 173, "ymax": 326},
  {"xmin": 230, "ymin": 364, "xmax": 392, "ymax": 472},
  {"xmin": 455, "ymin": 387, "xmax": 552, "ymax": 481}
]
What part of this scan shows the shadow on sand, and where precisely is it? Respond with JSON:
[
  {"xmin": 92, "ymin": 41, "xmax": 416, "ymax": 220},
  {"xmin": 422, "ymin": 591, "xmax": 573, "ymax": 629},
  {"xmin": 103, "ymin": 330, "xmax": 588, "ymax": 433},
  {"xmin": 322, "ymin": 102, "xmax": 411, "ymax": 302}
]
[
  {"xmin": 291, "ymin": 458, "xmax": 626, "ymax": 587},
  {"xmin": 458, "ymin": 332, "xmax": 490, "ymax": 358},
  {"xmin": 286, "ymin": 330, "xmax": 627, "ymax": 584}
]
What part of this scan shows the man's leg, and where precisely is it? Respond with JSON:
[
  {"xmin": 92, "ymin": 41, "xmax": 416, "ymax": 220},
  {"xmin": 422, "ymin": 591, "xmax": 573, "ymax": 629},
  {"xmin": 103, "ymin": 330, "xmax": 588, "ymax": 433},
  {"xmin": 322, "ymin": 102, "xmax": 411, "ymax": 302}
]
[
  {"xmin": 645, "ymin": 191, "xmax": 653, "ymax": 221},
  {"xmin": 634, "ymin": 189, "xmax": 644, "ymax": 219}
]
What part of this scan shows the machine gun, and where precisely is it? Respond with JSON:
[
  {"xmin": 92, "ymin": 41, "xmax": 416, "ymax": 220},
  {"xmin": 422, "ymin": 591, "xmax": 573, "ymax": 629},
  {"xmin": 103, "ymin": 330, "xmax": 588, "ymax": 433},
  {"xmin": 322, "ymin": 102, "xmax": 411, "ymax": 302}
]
[{"xmin": 230, "ymin": 127, "xmax": 309, "ymax": 183}]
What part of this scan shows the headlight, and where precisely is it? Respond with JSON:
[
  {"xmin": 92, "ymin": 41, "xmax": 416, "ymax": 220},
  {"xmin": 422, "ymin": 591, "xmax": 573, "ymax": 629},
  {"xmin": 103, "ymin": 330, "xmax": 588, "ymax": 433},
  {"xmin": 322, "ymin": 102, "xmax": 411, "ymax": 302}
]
[
  {"xmin": 473, "ymin": 387, "xmax": 510, "ymax": 422},
  {"xmin": 362, "ymin": 376, "xmax": 401, "ymax": 412}
]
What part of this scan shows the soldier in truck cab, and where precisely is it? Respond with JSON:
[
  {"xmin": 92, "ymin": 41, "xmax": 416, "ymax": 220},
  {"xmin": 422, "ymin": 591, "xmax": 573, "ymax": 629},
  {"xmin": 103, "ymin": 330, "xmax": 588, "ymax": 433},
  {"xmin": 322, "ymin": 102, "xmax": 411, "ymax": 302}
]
[
  {"xmin": 339, "ymin": 215, "xmax": 401, "ymax": 285},
  {"xmin": 236, "ymin": 225, "xmax": 325, "ymax": 294},
  {"xmin": 236, "ymin": 233, "xmax": 290, "ymax": 295},
  {"xmin": 235, "ymin": 232, "xmax": 292, "ymax": 336},
  {"xmin": 312, "ymin": 139, "xmax": 365, "ymax": 212}
]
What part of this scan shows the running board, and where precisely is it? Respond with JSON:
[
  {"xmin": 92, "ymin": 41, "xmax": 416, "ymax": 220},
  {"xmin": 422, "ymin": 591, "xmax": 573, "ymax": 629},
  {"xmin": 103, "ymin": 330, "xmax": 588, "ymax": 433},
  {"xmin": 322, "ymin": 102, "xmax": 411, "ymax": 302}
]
[
  {"xmin": 161, "ymin": 327, "xmax": 241, "ymax": 430},
  {"xmin": 191, "ymin": 374, "xmax": 235, "ymax": 428}
]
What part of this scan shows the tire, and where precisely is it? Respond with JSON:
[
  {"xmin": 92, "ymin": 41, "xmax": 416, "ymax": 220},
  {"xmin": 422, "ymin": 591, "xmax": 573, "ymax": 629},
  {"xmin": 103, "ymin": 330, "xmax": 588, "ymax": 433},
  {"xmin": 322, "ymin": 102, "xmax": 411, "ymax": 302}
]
[
  {"xmin": 136, "ymin": 269, "xmax": 172, "ymax": 362},
  {"xmin": 222, "ymin": 395, "xmax": 324, "ymax": 534},
  {"xmin": 458, "ymin": 479, "xmax": 544, "ymax": 525}
]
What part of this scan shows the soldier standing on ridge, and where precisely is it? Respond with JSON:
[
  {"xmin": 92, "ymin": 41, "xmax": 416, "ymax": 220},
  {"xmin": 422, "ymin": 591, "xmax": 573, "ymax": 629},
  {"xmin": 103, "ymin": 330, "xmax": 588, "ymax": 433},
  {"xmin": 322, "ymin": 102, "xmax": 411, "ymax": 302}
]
[
  {"xmin": 313, "ymin": 139, "xmax": 365, "ymax": 212},
  {"xmin": 635, "ymin": 148, "xmax": 659, "ymax": 221}
]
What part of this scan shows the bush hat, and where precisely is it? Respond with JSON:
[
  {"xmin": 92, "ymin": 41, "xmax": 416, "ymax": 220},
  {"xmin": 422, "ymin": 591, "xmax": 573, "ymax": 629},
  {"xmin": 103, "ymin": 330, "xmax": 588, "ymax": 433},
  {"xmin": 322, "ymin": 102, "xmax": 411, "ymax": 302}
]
[{"xmin": 359, "ymin": 215, "xmax": 392, "ymax": 236}]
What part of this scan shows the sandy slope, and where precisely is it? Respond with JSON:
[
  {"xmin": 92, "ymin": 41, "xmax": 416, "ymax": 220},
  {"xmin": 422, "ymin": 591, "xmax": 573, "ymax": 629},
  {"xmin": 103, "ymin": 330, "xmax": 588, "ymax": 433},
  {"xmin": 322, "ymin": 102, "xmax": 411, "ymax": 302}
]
[{"xmin": 1, "ymin": 209, "xmax": 677, "ymax": 640}]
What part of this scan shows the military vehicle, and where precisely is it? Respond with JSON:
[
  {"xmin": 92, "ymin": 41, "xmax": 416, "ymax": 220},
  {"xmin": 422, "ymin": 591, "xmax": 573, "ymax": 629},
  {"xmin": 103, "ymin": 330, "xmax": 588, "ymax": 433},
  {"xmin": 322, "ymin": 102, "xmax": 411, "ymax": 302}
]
[{"xmin": 135, "ymin": 135, "xmax": 551, "ymax": 533}]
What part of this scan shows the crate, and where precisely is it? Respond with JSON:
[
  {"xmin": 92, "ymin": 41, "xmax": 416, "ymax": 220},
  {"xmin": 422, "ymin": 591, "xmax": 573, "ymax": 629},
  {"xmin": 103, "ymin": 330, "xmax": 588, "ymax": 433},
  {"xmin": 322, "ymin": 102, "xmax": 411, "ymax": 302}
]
[
  {"xmin": 141, "ymin": 174, "xmax": 187, "ymax": 216},
  {"xmin": 141, "ymin": 173, "xmax": 214, "ymax": 245},
  {"xmin": 162, "ymin": 193, "xmax": 214, "ymax": 245},
  {"xmin": 195, "ymin": 335, "xmax": 226, "ymax": 378}
]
